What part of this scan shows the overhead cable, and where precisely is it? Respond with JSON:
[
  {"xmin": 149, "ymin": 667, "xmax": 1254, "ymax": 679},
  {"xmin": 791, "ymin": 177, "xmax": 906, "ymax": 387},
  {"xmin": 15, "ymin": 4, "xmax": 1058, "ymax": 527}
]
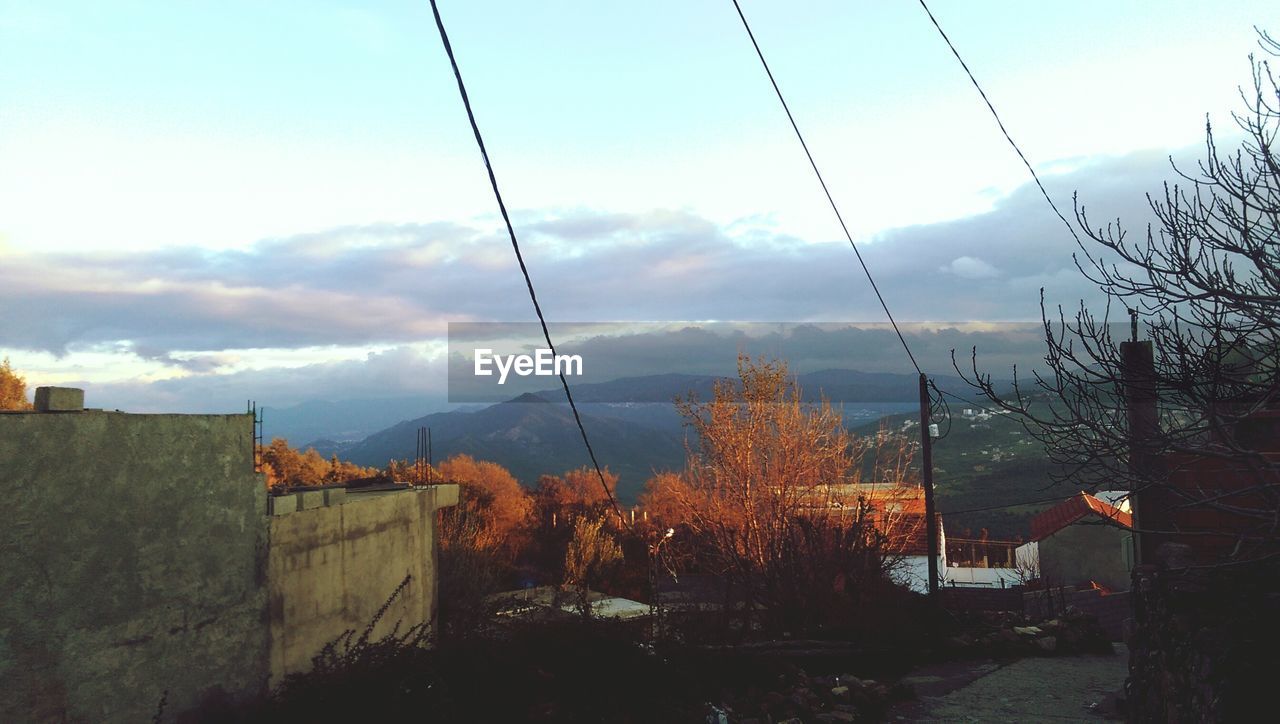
[
  {"xmin": 730, "ymin": 0, "xmax": 923, "ymax": 375},
  {"xmin": 427, "ymin": 0, "xmax": 627, "ymax": 525}
]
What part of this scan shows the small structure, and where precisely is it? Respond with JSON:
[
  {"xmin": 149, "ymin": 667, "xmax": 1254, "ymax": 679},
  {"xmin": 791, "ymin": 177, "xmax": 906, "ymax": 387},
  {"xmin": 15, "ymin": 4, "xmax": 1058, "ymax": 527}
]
[
  {"xmin": 944, "ymin": 537, "xmax": 1023, "ymax": 588},
  {"xmin": 1025, "ymin": 491, "xmax": 1134, "ymax": 592},
  {"xmin": 490, "ymin": 585, "xmax": 650, "ymax": 622}
]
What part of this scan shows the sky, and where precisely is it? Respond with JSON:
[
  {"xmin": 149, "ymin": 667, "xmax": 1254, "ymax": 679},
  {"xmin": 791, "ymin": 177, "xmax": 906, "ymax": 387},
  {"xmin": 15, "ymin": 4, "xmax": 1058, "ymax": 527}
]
[{"xmin": 0, "ymin": 0, "xmax": 1274, "ymax": 413}]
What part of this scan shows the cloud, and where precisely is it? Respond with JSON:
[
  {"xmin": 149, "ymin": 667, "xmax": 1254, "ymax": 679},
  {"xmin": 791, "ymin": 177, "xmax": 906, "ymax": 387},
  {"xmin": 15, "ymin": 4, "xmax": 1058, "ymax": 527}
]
[
  {"xmin": 0, "ymin": 146, "xmax": 1196, "ymax": 409},
  {"xmin": 70, "ymin": 345, "xmax": 449, "ymax": 413},
  {"xmin": 447, "ymin": 321, "xmax": 1059, "ymax": 402},
  {"xmin": 941, "ymin": 256, "xmax": 1000, "ymax": 279}
]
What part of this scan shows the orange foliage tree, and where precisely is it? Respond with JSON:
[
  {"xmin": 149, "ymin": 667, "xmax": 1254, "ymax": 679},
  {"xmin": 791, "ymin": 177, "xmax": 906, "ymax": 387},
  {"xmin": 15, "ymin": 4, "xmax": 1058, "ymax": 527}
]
[
  {"xmin": 0, "ymin": 358, "xmax": 33, "ymax": 411},
  {"xmin": 258, "ymin": 438, "xmax": 379, "ymax": 489},
  {"xmin": 437, "ymin": 454, "xmax": 532, "ymax": 558},
  {"xmin": 534, "ymin": 466, "xmax": 619, "ymax": 521},
  {"xmin": 642, "ymin": 355, "xmax": 923, "ymax": 634},
  {"xmin": 433, "ymin": 454, "xmax": 534, "ymax": 637}
]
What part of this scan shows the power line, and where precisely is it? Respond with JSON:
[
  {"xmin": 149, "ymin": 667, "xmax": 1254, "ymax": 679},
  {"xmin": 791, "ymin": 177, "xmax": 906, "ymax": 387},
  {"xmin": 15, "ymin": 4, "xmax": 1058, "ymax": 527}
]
[
  {"xmin": 936, "ymin": 386, "xmax": 1000, "ymax": 415},
  {"xmin": 941, "ymin": 495, "xmax": 1066, "ymax": 516},
  {"xmin": 916, "ymin": 0, "xmax": 1084, "ymax": 248},
  {"xmin": 927, "ymin": 379, "xmax": 953, "ymax": 440},
  {"xmin": 427, "ymin": 0, "xmax": 627, "ymax": 526},
  {"xmin": 729, "ymin": 0, "xmax": 922, "ymax": 376}
]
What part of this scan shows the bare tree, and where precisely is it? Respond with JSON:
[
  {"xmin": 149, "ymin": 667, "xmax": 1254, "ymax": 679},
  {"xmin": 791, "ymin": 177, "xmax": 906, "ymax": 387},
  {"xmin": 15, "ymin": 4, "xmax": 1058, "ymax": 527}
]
[
  {"xmin": 958, "ymin": 31, "xmax": 1280, "ymax": 566},
  {"xmin": 651, "ymin": 355, "xmax": 925, "ymax": 635}
]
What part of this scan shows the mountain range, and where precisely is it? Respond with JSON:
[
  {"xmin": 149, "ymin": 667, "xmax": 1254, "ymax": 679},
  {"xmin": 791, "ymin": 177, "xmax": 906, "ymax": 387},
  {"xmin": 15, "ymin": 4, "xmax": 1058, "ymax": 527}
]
[{"xmin": 305, "ymin": 369, "xmax": 995, "ymax": 502}]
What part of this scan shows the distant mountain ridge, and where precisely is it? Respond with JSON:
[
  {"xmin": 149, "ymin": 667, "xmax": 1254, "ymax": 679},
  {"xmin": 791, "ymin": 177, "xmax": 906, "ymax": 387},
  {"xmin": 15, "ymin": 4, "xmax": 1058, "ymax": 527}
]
[
  {"xmin": 531, "ymin": 369, "xmax": 981, "ymax": 404},
  {"xmin": 325, "ymin": 368, "xmax": 988, "ymax": 502},
  {"xmin": 262, "ymin": 395, "xmax": 451, "ymax": 445}
]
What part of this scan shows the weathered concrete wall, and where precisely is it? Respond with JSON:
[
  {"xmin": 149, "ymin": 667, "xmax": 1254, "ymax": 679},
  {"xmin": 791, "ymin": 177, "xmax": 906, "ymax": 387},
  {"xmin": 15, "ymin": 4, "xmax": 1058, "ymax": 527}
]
[
  {"xmin": 0, "ymin": 411, "xmax": 268, "ymax": 723},
  {"xmin": 267, "ymin": 484, "xmax": 458, "ymax": 681},
  {"xmin": 1038, "ymin": 523, "xmax": 1131, "ymax": 592}
]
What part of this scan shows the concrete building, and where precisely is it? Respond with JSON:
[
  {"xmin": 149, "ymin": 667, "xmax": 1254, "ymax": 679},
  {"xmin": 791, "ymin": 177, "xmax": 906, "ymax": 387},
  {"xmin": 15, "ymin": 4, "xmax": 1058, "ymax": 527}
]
[{"xmin": 0, "ymin": 388, "xmax": 456, "ymax": 723}]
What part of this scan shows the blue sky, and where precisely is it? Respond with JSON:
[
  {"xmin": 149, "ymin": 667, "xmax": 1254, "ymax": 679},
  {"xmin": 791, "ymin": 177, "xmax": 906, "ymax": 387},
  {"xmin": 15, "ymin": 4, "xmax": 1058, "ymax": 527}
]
[{"xmin": 1, "ymin": 1, "xmax": 1274, "ymax": 411}]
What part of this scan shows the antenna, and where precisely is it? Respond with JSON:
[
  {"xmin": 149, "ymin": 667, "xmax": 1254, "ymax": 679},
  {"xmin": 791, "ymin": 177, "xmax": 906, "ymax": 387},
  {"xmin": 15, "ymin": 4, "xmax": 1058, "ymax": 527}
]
[
  {"xmin": 414, "ymin": 426, "xmax": 433, "ymax": 486},
  {"xmin": 414, "ymin": 426, "xmax": 424, "ymax": 485},
  {"xmin": 248, "ymin": 400, "xmax": 263, "ymax": 473}
]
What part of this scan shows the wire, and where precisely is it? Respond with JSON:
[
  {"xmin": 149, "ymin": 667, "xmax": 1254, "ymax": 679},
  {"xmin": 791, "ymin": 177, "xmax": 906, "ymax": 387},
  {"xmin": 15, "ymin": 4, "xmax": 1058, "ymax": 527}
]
[
  {"xmin": 928, "ymin": 379, "xmax": 953, "ymax": 440},
  {"xmin": 941, "ymin": 495, "xmax": 1067, "ymax": 516},
  {"xmin": 936, "ymin": 386, "xmax": 1000, "ymax": 415},
  {"xmin": 427, "ymin": 0, "xmax": 628, "ymax": 527},
  {"xmin": 730, "ymin": 0, "xmax": 922, "ymax": 376},
  {"xmin": 915, "ymin": 0, "xmax": 1083, "ymax": 248}
]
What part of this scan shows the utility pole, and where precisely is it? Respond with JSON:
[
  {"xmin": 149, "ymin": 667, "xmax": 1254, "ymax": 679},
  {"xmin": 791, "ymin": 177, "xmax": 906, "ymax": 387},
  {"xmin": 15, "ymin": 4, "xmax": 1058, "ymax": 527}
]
[{"xmin": 919, "ymin": 374, "xmax": 940, "ymax": 598}]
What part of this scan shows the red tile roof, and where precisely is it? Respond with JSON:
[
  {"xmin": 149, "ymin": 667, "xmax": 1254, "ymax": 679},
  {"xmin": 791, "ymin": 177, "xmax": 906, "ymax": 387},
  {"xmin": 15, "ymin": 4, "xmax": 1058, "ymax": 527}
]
[{"xmin": 1031, "ymin": 492, "xmax": 1132, "ymax": 541}]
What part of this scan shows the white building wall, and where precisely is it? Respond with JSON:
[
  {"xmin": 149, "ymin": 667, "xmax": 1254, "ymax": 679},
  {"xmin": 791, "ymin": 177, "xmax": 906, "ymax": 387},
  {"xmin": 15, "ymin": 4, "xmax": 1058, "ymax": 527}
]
[
  {"xmin": 892, "ymin": 554, "xmax": 946, "ymax": 594},
  {"xmin": 944, "ymin": 565, "xmax": 1021, "ymax": 587}
]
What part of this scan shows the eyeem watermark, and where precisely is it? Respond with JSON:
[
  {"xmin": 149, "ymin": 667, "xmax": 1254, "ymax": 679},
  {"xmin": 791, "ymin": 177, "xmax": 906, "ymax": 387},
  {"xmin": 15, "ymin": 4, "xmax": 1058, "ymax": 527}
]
[{"xmin": 473, "ymin": 348, "xmax": 583, "ymax": 385}]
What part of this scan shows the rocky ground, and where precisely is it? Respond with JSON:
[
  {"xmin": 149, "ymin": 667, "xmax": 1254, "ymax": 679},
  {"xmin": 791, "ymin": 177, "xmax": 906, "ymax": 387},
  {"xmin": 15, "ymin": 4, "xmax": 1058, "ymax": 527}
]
[
  {"xmin": 889, "ymin": 645, "xmax": 1127, "ymax": 722},
  {"xmin": 703, "ymin": 610, "xmax": 1125, "ymax": 722}
]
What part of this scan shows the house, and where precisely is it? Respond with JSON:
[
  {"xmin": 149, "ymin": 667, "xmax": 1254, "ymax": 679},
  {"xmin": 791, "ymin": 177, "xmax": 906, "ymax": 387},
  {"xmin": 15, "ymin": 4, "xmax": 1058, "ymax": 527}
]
[
  {"xmin": 1023, "ymin": 491, "xmax": 1134, "ymax": 592},
  {"xmin": 944, "ymin": 536, "xmax": 1024, "ymax": 588}
]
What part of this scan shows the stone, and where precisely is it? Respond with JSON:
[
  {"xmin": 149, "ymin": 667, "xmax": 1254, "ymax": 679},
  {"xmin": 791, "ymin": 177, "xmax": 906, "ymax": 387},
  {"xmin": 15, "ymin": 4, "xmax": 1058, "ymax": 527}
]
[
  {"xmin": 1035, "ymin": 635, "xmax": 1058, "ymax": 653},
  {"xmin": 270, "ymin": 494, "xmax": 298, "ymax": 516},
  {"xmin": 299, "ymin": 489, "xmax": 325, "ymax": 510},
  {"xmin": 1013, "ymin": 625, "xmax": 1043, "ymax": 636},
  {"xmin": 997, "ymin": 628, "xmax": 1021, "ymax": 643},
  {"xmin": 830, "ymin": 686, "xmax": 849, "ymax": 698}
]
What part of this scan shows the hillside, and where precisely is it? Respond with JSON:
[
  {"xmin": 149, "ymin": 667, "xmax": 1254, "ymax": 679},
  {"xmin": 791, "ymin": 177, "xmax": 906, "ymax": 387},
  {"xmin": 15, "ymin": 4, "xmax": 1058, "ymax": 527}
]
[
  {"xmin": 339, "ymin": 393, "xmax": 686, "ymax": 502},
  {"xmin": 855, "ymin": 402, "xmax": 1069, "ymax": 540},
  {"xmin": 325, "ymin": 369, "xmax": 1050, "ymax": 523}
]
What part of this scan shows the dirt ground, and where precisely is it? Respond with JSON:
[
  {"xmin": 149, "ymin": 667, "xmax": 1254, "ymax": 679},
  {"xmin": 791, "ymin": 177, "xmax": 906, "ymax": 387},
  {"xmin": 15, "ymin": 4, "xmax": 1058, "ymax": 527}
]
[{"xmin": 889, "ymin": 645, "xmax": 1128, "ymax": 722}]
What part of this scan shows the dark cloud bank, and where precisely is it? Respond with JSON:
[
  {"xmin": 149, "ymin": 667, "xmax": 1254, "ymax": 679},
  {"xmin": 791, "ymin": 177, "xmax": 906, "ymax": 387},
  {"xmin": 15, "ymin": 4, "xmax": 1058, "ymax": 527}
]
[{"xmin": 0, "ymin": 148, "xmax": 1188, "ymax": 411}]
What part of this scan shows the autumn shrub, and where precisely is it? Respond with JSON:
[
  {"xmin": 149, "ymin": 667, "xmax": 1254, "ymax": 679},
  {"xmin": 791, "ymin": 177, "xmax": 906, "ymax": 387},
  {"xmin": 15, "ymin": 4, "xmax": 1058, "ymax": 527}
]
[
  {"xmin": 641, "ymin": 356, "xmax": 923, "ymax": 639},
  {"xmin": 562, "ymin": 514, "xmax": 624, "ymax": 618},
  {"xmin": 193, "ymin": 617, "xmax": 704, "ymax": 723}
]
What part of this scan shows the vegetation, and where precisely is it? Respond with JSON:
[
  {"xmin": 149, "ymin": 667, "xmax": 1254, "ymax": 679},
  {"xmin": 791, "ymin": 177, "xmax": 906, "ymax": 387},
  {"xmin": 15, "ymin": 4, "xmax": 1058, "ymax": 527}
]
[
  {"xmin": 563, "ymin": 515, "xmax": 624, "ymax": 619},
  {"xmin": 637, "ymin": 355, "xmax": 928, "ymax": 637},
  {"xmin": 961, "ymin": 30, "xmax": 1280, "ymax": 565},
  {"xmin": 854, "ymin": 405, "xmax": 1062, "ymax": 539},
  {"xmin": 0, "ymin": 357, "xmax": 33, "ymax": 410},
  {"xmin": 257, "ymin": 438, "xmax": 380, "ymax": 489}
]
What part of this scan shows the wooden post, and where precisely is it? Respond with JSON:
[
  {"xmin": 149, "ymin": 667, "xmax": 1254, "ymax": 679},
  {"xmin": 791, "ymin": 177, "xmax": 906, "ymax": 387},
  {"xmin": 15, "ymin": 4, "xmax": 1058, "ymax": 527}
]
[
  {"xmin": 920, "ymin": 374, "xmax": 940, "ymax": 598},
  {"xmin": 1122, "ymin": 340, "xmax": 1158, "ymax": 565}
]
